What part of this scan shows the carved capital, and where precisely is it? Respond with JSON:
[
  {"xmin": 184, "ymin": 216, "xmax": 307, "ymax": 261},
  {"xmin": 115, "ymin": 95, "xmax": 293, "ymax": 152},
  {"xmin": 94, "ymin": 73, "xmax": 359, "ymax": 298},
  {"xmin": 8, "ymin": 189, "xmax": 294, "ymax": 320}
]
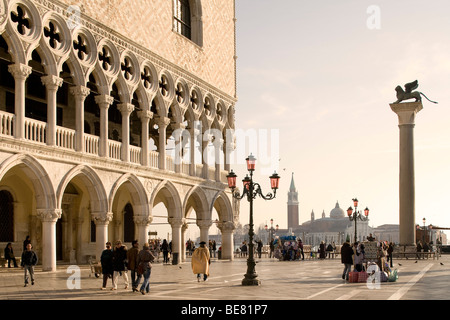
[
  {"xmin": 138, "ymin": 110, "xmax": 153, "ymax": 121},
  {"xmin": 95, "ymin": 94, "xmax": 114, "ymax": 108},
  {"xmin": 8, "ymin": 63, "xmax": 32, "ymax": 80},
  {"xmin": 92, "ymin": 212, "xmax": 113, "ymax": 225},
  {"xmin": 168, "ymin": 217, "xmax": 185, "ymax": 228},
  {"xmin": 117, "ymin": 103, "xmax": 135, "ymax": 116},
  {"xmin": 217, "ymin": 221, "xmax": 236, "ymax": 233},
  {"xmin": 156, "ymin": 116, "xmax": 171, "ymax": 129},
  {"xmin": 70, "ymin": 85, "xmax": 90, "ymax": 99},
  {"xmin": 37, "ymin": 209, "xmax": 62, "ymax": 223},
  {"xmin": 196, "ymin": 219, "xmax": 213, "ymax": 229},
  {"xmin": 41, "ymin": 75, "xmax": 63, "ymax": 90},
  {"xmin": 134, "ymin": 215, "xmax": 153, "ymax": 226}
]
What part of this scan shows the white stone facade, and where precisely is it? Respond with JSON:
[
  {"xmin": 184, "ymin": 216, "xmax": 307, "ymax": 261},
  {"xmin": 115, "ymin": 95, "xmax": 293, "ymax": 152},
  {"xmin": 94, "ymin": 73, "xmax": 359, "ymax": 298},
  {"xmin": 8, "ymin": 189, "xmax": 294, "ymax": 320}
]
[{"xmin": 0, "ymin": 0, "xmax": 238, "ymax": 271}]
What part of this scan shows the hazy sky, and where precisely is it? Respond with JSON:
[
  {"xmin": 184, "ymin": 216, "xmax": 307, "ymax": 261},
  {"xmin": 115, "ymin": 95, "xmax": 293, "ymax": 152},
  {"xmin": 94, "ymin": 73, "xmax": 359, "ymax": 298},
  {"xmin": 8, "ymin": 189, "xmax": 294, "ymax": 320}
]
[{"xmin": 231, "ymin": 0, "xmax": 450, "ymax": 234}]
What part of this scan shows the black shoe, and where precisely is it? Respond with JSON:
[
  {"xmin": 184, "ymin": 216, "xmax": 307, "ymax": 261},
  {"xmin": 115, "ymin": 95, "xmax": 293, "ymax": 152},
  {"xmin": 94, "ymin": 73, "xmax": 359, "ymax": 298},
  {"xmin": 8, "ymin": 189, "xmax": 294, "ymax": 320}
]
[{"xmin": 31, "ymin": 281, "xmax": 34, "ymax": 285}]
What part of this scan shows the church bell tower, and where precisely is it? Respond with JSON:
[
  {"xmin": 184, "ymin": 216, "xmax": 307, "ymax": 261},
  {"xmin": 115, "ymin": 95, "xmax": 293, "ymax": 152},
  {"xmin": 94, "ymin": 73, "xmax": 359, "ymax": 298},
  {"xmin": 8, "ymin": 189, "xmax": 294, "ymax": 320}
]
[{"xmin": 287, "ymin": 173, "xmax": 299, "ymax": 229}]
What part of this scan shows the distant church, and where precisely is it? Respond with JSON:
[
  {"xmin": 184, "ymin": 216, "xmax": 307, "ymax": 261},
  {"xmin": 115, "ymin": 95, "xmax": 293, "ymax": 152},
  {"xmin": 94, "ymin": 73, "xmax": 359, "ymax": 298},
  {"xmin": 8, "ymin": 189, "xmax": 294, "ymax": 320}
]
[{"xmin": 283, "ymin": 173, "xmax": 372, "ymax": 246}]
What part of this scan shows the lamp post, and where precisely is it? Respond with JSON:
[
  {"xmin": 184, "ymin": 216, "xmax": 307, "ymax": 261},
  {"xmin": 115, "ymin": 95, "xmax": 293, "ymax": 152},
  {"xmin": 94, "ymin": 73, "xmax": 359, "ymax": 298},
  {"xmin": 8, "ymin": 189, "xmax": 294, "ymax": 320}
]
[
  {"xmin": 265, "ymin": 218, "xmax": 279, "ymax": 245},
  {"xmin": 423, "ymin": 217, "xmax": 426, "ymax": 243},
  {"xmin": 347, "ymin": 198, "xmax": 369, "ymax": 243},
  {"xmin": 226, "ymin": 154, "xmax": 280, "ymax": 286}
]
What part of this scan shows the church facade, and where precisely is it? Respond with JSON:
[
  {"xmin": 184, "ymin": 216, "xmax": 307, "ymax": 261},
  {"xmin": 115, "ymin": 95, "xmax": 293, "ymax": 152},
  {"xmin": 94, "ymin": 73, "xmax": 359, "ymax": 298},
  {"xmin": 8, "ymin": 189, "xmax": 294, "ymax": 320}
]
[
  {"xmin": 285, "ymin": 174, "xmax": 372, "ymax": 246},
  {"xmin": 0, "ymin": 0, "xmax": 238, "ymax": 271}
]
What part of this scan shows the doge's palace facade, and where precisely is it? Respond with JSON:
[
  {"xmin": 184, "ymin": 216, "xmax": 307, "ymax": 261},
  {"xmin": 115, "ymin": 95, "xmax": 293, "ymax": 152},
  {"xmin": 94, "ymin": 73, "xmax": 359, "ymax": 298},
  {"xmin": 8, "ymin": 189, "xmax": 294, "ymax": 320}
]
[{"xmin": 0, "ymin": 0, "xmax": 238, "ymax": 271}]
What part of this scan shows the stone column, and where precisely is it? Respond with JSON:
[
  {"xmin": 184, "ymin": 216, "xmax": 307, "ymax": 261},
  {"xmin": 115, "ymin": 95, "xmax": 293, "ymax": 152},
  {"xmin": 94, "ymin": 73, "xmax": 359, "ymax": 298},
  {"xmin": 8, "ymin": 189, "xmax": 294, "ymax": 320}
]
[
  {"xmin": 95, "ymin": 95, "xmax": 114, "ymax": 157},
  {"xmin": 218, "ymin": 221, "xmax": 235, "ymax": 260},
  {"xmin": 138, "ymin": 110, "xmax": 153, "ymax": 166},
  {"xmin": 37, "ymin": 209, "xmax": 62, "ymax": 272},
  {"xmin": 117, "ymin": 103, "xmax": 135, "ymax": 162},
  {"xmin": 92, "ymin": 212, "xmax": 113, "ymax": 260},
  {"xmin": 214, "ymin": 138, "xmax": 224, "ymax": 182},
  {"xmin": 69, "ymin": 86, "xmax": 90, "ymax": 152},
  {"xmin": 390, "ymin": 101, "xmax": 423, "ymax": 246},
  {"xmin": 171, "ymin": 122, "xmax": 186, "ymax": 173},
  {"xmin": 169, "ymin": 218, "xmax": 184, "ymax": 265},
  {"xmin": 202, "ymin": 132, "xmax": 212, "ymax": 179},
  {"xmin": 181, "ymin": 222, "xmax": 189, "ymax": 262},
  {"xmin": 134, "ymin": 214, "xmax": 152, "ymax": 246},
  {"xmin": 8, "ymin": 64, "xmax": 32, "ymax": 140},
  {"xmin": 197, "ymin": 219, "xmax": 212, "ymax": 244},
  {"xmin": 189, "ymin": 126, "xmax": 199, "ymax": 176},
  {"xmin": 41, "ymin": 75, "xmax": 63, "ymax": 147},
  {"xmin": 156, "ymin": 117, "xmax": 170, "ymax": 170}
]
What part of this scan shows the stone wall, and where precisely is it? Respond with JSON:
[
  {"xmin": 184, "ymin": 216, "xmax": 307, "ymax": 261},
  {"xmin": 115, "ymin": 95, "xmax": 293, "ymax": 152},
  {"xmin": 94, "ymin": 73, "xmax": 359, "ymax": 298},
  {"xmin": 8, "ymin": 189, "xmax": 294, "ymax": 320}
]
[{"xmin": 56, "ymin": 0, "xmax": 237, "ymax": 98}]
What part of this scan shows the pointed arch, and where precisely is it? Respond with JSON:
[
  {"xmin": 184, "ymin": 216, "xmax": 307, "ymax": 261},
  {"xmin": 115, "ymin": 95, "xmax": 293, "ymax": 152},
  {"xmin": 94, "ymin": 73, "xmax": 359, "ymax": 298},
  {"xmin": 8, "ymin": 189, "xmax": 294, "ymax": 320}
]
[
  {"xmin": 109, "ymin": 173, "xmax": 149, "ymax": 217},
  {"xmin": 56, "ymin": 164, "xmax": 107, "ymax": 214},
  {"xmin": 211, "ymin": 190, "xmax": 233, "ymax": 223},
  {"xmin": 149, "ymin": 180, "xmax": 182, "ymax": 219},
  {"xmin": 183, "ymin": 185, "xmax": 210, "ymax": 220},
  {"xmin": 0, "ymin": 153, "xmax": 55, "ymax": 210}
]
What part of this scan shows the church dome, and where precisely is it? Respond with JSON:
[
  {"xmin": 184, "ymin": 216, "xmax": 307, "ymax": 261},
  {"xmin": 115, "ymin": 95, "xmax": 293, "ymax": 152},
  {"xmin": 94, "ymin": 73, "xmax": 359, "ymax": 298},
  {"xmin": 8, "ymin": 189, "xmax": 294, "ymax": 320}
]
[{"xmin": 330, "ymin": 201, "xmax": 345, "ymax": 219}]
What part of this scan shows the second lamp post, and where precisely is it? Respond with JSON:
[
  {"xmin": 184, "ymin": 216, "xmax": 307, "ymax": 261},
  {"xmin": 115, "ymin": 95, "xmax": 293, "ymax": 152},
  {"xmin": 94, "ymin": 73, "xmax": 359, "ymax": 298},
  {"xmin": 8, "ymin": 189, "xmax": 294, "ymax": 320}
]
[
  {"xmin": 226, "ymin": 154, "xmax": 280, "ymax": 286},
  {"xmin": 347, "ymin": 198, "xmax": 369, "ymax": 243}
]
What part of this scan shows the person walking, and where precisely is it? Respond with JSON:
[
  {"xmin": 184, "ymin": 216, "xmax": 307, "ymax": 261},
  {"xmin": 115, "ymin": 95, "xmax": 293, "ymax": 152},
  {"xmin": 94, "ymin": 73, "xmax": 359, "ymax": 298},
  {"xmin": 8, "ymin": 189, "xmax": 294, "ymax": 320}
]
[
  {"xmin": 21, "ymin": 243, "xmax": 38, "ymax": 287},
  {"xmin": 127, "ymin": 240, "xmax": 140, "ymax": 292},
  {"xmin": 340, "ymin": 241, "xmax": 354, "ymax": 281},
  {"xmin": 191, "ymin": 241, "xmax": 210, "ymax": 282},
  {"xmin": 111, "ymin": 240, "xmax": 128, "ymax": 290},
  {"xmin": 137, "ymin": 243, "xmax": 155, "ymax": 295},
  {"xmin": 161, "ymin": 239, "xmax": 170, "ymax": 264},
  {"xmin": 257, "ymin": 240, "xmax": 263, "ymax": 259},
  {"xmin": 298, "ymin": 239, "xmax": 304, "ymax": 260},
  {"xmin": 387, "ymin": 242, "xmax": 394, "ymax": 267},
  {"xmin": 4, "ymin": 243, "xmax": 18, "ymax": 268},
  {"xmin": 319, "ymin": 241, "xmax": 326, "ymax": 260},
  {"xmin": 100, "ymin": 242, "xmax": 114, "ymax": 290}
]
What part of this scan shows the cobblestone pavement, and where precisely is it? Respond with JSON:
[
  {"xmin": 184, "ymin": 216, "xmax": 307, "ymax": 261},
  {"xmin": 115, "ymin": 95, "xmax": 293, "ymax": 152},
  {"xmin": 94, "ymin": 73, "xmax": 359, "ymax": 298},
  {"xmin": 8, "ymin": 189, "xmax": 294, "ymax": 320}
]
[{"xmin": 0, "ymin": 254, "xmax": 448, "ymax": 315}]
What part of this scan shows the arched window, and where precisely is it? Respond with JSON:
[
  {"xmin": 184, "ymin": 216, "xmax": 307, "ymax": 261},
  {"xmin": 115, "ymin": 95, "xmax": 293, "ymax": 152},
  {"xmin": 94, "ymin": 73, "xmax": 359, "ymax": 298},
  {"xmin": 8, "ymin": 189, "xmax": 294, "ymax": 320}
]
[
  {"xmin": 123, "ymin": 203, "xmax": 135, "ymax": 243},
  {"xmin": 173, "ymin": 0, "xmax": 203, "ymax": 46},
  {"xmin": 174, "ymin": 0, "xmax": 191, "ymax": 39},
  {"xmin": 0, "ymin": 190, "xmax": 14, "ymax": 242}
]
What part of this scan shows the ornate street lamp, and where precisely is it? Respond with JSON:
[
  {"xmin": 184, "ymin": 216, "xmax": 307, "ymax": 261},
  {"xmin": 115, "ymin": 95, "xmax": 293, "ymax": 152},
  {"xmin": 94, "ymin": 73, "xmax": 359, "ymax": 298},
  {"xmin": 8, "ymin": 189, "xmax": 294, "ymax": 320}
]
[
  {"xmin": 347, "ymin": 197, "xmax": 369, "ymax": 243},
  {"xmin": 265, "ymin": 218, "xmax": 279, "ymax": 247},
  {"xmin": 226, "ymin": 154, "xmax": 280, "ymax": 286}
]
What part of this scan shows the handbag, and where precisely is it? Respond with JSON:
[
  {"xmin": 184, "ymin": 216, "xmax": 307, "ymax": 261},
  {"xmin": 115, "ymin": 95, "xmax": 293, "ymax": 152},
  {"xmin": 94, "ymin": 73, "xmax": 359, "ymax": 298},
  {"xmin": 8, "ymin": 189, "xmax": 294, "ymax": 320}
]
[{"xmin": 137, "ymin": 262, "xmax": 145, "ymax": 275}]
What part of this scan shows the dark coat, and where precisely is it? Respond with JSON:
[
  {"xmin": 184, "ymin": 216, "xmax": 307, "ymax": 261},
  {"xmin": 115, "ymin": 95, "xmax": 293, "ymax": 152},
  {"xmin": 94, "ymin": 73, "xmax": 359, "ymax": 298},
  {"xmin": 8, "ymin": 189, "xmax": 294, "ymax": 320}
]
[
  {"xmin": 341, "ymin": 243, "xmax": 354, "ymax": 265},
  {"xmin": 112, "ymin": 246, "xmax": 128, "ymax": 271},
  {"xmin": 21, "ymin": 250, "xmax": 38, "ymax": 266},
  {"xmin": 127, "ymin": 247, "xmax": 139, "ymax": 270},
  {"xmin": 101, "ymin": 249, "xmax": 114, "ymax": 275}
]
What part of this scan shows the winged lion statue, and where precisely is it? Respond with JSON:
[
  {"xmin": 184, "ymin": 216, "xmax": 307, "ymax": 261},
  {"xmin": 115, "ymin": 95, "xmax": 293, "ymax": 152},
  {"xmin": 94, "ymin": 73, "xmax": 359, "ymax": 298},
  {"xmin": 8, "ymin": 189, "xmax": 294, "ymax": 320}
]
[{"xmin": 393, "ymin": 80, "xmax": 438, "ymax": 104}]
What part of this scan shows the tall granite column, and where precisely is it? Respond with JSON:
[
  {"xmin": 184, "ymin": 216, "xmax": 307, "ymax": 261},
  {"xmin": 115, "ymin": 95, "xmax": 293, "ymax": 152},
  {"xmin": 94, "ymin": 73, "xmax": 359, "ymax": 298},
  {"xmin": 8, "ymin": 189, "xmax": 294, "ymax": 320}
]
[{"xmin": 390, "ymin": 101, "xmax": 423, "ymax": 246}]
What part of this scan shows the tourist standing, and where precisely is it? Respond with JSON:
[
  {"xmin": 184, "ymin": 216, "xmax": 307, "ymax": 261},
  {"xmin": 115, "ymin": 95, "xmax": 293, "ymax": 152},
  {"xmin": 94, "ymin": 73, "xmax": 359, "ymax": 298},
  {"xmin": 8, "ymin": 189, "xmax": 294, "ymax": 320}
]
[
  {"xmin": 4, "ymin": 243, "xmax": 18, "ymax": 268},
  {"xmin": 257, "ymin": 240, "xmax": 263, "ymax": 259},
  {"xmin": 100, "ymin": 242, "xmax": 114, "ymax": 290},
  {"xmin": 340, "ymin": 241, "xmax": 354, "ymax": 281},
  {"xmin": 319, "ymin": 241, "xmax": 326, "ymax": 259},
  {"xmin": 127, "ymin": 240, "xmax": 140, "ymax": 292},
  {"xmin": 387, "ymin": 242, "xmax": 394, "ymax": 268},
  {"xmin": 23, "ymin": 236, "xmax": 31, "ymax": 252},
  {"xmin": 111, "ymin": 240, "xmax": 128, "ymax": 290},
  {"xmin": 161, "ymin": 239, "xmax": 170, "ymax": 264},
  {"xmin": 21, "ymin": 243, "xmax": 38, "ymax": 287},
  {"xmin": 192, "ymin": 241, "xmax": 210, "ymax": 282},
  {"xmin": 298, "ymin": 239, "xmax": 304, "ymax": 260},
  {"xmin": 137, "ymin": 243, "xmax": 155, "ymax": 295}
]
